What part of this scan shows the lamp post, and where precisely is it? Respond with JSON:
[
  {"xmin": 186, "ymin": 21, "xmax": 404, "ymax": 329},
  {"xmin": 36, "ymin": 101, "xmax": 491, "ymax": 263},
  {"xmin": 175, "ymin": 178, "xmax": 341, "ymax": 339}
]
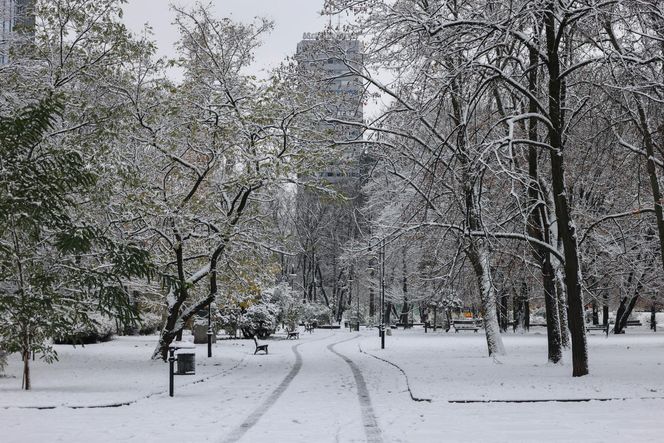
[
  {"xmin": 348, "ymin": 275, "xmax": 354, "ymax": 331},
  {"xmin": 379, "ymin": 238, "xmax": 386, "ymax": 349},
  {"xmin": 356, "ymin": 272, "xmax": 360, "ymax": 332},
  {"xmin": 207, "ymin": 301, "xmax": 213, "ymax": 358}
]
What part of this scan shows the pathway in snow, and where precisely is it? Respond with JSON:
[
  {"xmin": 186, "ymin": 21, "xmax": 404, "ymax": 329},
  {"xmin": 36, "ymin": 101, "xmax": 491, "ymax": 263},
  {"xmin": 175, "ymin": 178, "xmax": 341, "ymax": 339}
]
[
  {"xmin": 229, "ymin": 332, "xmax": 386, "ymax": 443},
  {"xmin": 327, "ymin": 335, "xmax": 383, "ymax": 443},
  {"xmin": 5, "ymin": 330, "xmax": 664, "ymax": 442},
  {"xmin": 221, "ymin": 339, "xmax": 304, "ymax": 442}
]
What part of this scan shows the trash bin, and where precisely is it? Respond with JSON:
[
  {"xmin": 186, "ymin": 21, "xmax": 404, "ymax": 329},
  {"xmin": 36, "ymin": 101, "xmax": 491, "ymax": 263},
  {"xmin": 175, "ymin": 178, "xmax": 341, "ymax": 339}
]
[{"xmin": 174, "ymin": 342, "xmax": 196, "ymax": 375}]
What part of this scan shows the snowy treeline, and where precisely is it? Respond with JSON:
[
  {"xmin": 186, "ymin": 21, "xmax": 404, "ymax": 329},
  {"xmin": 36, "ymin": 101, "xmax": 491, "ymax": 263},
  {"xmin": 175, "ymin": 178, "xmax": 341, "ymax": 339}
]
[
  {"xmin": 1, "ymin": 0, "xmax": 663, "ymax": 388},
  {"xmin": 322, "ymin": 0, "xmax": 664, "ymax": 376},
  {"xmin": 0, "ymin": 1, "xmax": 344, "ymax": 388}
]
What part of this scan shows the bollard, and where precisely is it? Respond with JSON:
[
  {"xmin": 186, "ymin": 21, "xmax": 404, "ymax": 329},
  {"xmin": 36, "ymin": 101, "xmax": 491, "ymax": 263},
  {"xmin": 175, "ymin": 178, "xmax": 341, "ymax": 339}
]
[
  {"xmin": 168, "ymin": 346, "xmax": 175, "ymax": 397},
  {"xmin": 207, "ymin": 327, "xmax": 213, "ymax": 358}
]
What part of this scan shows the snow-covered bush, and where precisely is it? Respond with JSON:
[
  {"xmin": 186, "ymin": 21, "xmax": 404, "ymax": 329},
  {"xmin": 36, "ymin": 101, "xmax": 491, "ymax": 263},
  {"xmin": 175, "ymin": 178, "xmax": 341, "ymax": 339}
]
[
  {"xmin": 217, "ymin": 304, "xmax": 242, "ymax": 337},
  {"xmin": 54, "ymin": 315, "xmax": 115, "ymax": 345},
  {"xmin": 238, "ymin": 302, "xmax": 278, "ymax": 339},
  {"xmin": 268, "ymin": 283, "xmax": 304, "ymax": 330},
  {"xmin": 137, "ymin": 312, "xmax": 163, "ymax": 335},
  {"xmin": 303, "ymin": 302, "xmax": 333, "ymax": 326}
]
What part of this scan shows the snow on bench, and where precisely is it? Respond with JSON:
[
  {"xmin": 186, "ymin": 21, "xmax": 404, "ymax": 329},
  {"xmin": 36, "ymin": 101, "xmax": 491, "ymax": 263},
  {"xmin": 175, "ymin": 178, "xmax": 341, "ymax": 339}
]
[
  {"xmin": 585, "ymin": 323, "xmax": 610, "ymax": 336},
  {"xmin": 452, "ymin": 319, "xmax": 480, "ymax": 333}
]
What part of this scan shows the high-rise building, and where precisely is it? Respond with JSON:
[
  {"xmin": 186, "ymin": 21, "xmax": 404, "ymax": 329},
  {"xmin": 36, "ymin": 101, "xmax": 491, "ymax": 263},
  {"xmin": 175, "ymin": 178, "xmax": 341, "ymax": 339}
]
[
  {"xmin": 1, "ymin": 0, "xmax": 34, "ymax": 65},
  {"xmin": 293, "ymin": 32, "xmax": 367, "ymax": 319},
  {"xmin": 295, "ymin": 32, "xmax": 364, "ymax": 184}
]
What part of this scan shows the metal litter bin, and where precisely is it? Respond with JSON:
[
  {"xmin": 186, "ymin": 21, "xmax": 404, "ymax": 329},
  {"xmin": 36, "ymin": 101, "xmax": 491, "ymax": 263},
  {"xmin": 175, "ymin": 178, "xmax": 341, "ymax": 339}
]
[{"xmin": 174, "ymin": 342, "xmax": 196, "ymax": 375}]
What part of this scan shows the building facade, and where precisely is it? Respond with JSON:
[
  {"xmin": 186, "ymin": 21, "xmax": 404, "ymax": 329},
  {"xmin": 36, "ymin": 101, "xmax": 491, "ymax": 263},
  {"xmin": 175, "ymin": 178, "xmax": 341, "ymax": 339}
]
[
  {"xmin": 1, "ymin": 0, "xmax": 34, "ymax": 65},
  {"xmin": 293, "ymin": 32, "xmax": 367, "ymax": 321},
  {"xmin": 295, "ymin": 32, "xmax": 364, "ymax": 184}
]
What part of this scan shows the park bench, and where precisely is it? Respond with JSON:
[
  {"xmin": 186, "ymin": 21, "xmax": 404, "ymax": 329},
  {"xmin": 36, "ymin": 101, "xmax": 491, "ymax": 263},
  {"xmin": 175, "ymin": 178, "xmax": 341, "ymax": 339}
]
[
  {"xmin": 253, "ymin": 336, "xmax": 268, "ymax": 355},
  {"xmin": 304, "ymin": 323, "xmax": 314, "ymax": 333},
  {"xmin": 452, "ymin": 319, "xmax": 480, "ymax": 333},
  {"xmin": 585, "ymin": 323, "xmax": 610, "ymax": 337},
  {"xmin": 287, "ymin": 330, "xmax": 300, "ymax": 340}
]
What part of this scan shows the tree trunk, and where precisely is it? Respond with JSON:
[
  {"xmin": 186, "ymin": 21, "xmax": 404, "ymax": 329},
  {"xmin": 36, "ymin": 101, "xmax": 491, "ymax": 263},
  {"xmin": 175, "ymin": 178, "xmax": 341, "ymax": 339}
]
[
  {"xmin": 555, "ymin": 269, "xmax": 570, "ymax": 347},
  {"xmin": 513, "ymin": 287, "xmax": 525, "ymax": 332},
  {"xmin": 615, "ymin": 267, "xmax": 645, "ymax": 334},
  {"xmin": 614, "ymin": 297, "xmax": 628, "ymax": 334},
  {"xmin": 524, "ymin": 40, "xmax": 562, "ymax": 363},
  {"xmin": 400, "ymin": 246, "xmax": 409, "ymax": 325},
  {"xmin": 469, "ymin": 244, "xmax": 505, "ymax": 356},
  {"xmin": 498, "ymin": 292, "xmax": 508, "ymax": 333},
  {"xmin": 452, "ymin": 80, "xmax": 505, "ymax": 355},
  {"xmin": 592, "ymin": 301, "xmax": 599, "ymax": 325},
  {"xmin": 369, "ymin": 259, "xmax": 375, "ymax": 318},
  {"xmin": 21, "ymin": 332, "xmax": 30, "ymax": 390},
  {"xmin": 617, "ymin": 296, "xmax": 639, "ymax": 334},
  {"xmin": 635, "ymin": 101, "xmax": 664, "ymax": 273},
  {"xmin": 385, "ymin": 301, "xmax": 393, "ymax": 325},
  {"xmin": 545, "ymin": 2, "xmax": 588, "ymax": 375}
]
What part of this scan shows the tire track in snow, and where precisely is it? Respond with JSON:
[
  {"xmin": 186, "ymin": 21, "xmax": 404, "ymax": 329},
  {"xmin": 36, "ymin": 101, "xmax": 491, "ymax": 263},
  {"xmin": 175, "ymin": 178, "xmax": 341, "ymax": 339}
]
[
  {"xmin": 221, "ymin": 333, "xmax": 333, "ymax": 443},
  {"xmin": 221, "ymin": 342, "xmax": 303, "ymax": 443},
  {"xmin": 327, "ymin": 335, "xmax": 383, "ymax": 443}
]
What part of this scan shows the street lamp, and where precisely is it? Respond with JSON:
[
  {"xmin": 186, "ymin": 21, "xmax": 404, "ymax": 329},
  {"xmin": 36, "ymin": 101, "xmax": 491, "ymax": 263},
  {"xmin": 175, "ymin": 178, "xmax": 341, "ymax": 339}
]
[
  {"xmin": 356, "ymin": 273, "xmax": 360, "ymax": 332},
  {"xmin": 348, "ymin": 275, "xmax": 354, "ymax": 331},
  {"xmin": 207, "ymin": 301, "xmax": 214, "ymax": 358},
  {"xmin": 379, "ymin": 238, "xmax": 386, "ymax": 349}
]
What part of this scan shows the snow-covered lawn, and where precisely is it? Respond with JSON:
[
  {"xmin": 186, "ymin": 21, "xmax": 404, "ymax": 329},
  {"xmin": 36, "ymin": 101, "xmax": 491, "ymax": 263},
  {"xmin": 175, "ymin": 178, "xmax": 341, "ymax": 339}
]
[
  {"xmin": 358, "ymin": 328, "xmax": 664, "ymax": 401},
  {"xmin": 1, "ymin": 328, "xmax": 663, "ymax": 442}
]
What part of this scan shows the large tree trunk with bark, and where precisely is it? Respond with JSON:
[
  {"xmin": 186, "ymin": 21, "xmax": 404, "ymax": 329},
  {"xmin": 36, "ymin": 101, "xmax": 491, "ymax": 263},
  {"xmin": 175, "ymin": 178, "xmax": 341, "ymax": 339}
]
[
  {"xmin": 635, "ymin": 102, "xmax": 664, "ymax": 273},
  {"xmin": 452, "ymin": 77, "xmax": 505, "ymax": 355},
  {"xmin": 544, "ymin": 2, "xmax": 588, "ymax": 376},
  {"xmin": 526, "ymin": 42, "xmax": 563, "ymax": 363},
  {"xmin": 555, "ymin": 268, "xmax": 570, "ymax": 347},
  {"xmin": 467, "ymin": 242, "xmax": 505, "ymax": 356}
]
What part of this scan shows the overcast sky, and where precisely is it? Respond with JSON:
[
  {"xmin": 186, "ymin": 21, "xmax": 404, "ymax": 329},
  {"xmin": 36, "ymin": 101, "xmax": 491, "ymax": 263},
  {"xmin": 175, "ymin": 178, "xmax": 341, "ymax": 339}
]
[{"xmin": 122, "ymin": 0, "xmax": 330, "ymax": 76}]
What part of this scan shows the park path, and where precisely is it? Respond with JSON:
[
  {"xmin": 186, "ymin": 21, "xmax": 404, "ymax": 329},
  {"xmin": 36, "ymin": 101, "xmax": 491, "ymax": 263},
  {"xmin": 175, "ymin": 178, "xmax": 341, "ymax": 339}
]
[
  {"xmin": 327, "ymin": 336, "xmax": 383, "ymax": 443},
  {"xmin": 0, "ymin": 330, "xmax": 408, "ymax": 443},
  {"xmin": 227, "ymin": 332, "xmax": 384, "ymax": 443}
]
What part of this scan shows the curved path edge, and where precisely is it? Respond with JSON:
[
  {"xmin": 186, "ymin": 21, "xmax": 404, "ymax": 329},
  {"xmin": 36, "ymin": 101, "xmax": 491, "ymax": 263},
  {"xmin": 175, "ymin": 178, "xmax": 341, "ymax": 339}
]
[
  {"xmin": 328, "ymin": 335, "xmax": 383, "ymax": 443},
  {"xmin": 357, "ymin": 342, "xmax": 432, "ymax": 403}
]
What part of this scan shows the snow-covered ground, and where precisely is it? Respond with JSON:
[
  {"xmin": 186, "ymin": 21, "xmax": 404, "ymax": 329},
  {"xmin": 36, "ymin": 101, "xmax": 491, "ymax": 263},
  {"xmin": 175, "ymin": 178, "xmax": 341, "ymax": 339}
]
[{"xmin": 1, "ymin": 327, "xmax": 663, "ymax": 442}]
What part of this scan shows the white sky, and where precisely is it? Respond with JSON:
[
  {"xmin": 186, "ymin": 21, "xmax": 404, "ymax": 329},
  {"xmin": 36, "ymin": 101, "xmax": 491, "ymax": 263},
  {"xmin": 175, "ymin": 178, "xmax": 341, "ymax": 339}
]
[
  {"xmin": 122, "ymin": 1, "xmax": 388, "ymax": 118},
  {"xmin": 122, "ymin": 0, "xmax": 330, "ymax": 77}
]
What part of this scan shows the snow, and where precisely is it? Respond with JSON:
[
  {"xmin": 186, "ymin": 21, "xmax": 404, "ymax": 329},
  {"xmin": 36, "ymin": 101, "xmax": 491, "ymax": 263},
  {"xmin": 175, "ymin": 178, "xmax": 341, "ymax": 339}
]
[{"xmin": 1, "ymin": 328, "xmax": 663, "ymax": 442}]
